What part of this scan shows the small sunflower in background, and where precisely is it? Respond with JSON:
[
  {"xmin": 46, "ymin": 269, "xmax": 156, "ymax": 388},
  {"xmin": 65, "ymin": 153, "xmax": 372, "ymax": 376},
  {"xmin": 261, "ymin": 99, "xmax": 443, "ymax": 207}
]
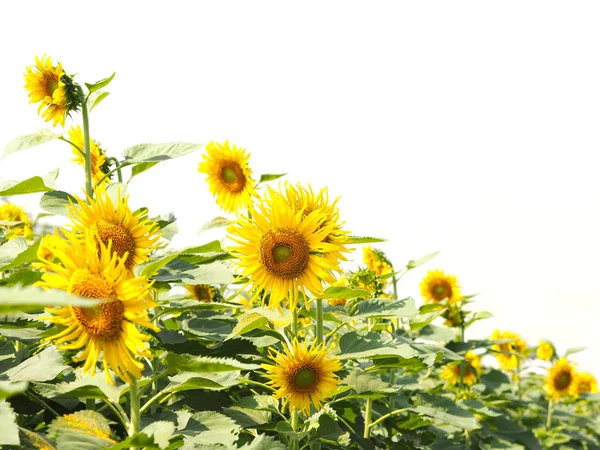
[
  {"xmin": 24, "ymin": 55, "xmax": 79, "ymax": 127},
  {"xmin": 536, "ymin": 340, "xmax": 555, "ymax": 361},
  {"xmin": 32, "ymin": 231, "xmax": 65, "ymax": 271},
  {"xmin": 262, "ymin": 339, "xmax": 342, "ymax": 415},
  {"xmin": 67, "ymin": 185, "xmax": 161, "ymax": 271},
  {"xmin": 573, "ymin": 372, "xmax": 598, "ymax": 395},
  {"xmin": 198, "ymin": 140, "xmax": 257, "ymax": 213},
  {"xmin": 363, "ymin": 246, "xmax": 393, "ymax": 277},
  {"xmin": 544, "ymin": 358, "xmax": 576, "ymax": 400},
  {"xmin": 67, "ymin": 126, "xmax": 110, "ymax": 186},
  {"xmin": 228, "ymin": 186, "xmax": 346, "ymax": 311},
  {"xmin": 36, "ymin": 232, "xmax": 158, "ymax": 385},
  {"xmin": 0, "ymin": 203, "xmax": 33, "ymax": 241},
  {"xmin": 420, "ymin": 269, "xmax": 461, "ymax": 305},
  {"xmin": 441, "ymin": 350, "xmax": 481, "ymax": 386},
  {"xmin": 490, "ymin": 330, "xmax": 527, "ymax": 371},
  {"xmin": 185, "ymin": 284, "xmax": 216, "ymax": 302}
]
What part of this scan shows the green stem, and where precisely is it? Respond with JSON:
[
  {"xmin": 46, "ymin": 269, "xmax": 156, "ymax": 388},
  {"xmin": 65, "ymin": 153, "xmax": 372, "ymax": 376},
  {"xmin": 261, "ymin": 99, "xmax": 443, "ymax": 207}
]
[
  {"xmin": 77, "ymin": 86, "xmax": 93, "ymax": 198},
  {"xmin": 86, "ymin": 398, "xmax": 95, "ymax": 411},
  {"xmin": 292, "ymin": 307, "xmax": 298, "ymax": 337},
  {"xmin": 324, "ymin": 322, "xmax": 354, "ymax": 345},
  {"xmin": 546, "ymin": 398, "xmax": 553, "ymax": 429},
  {"xmin": 102, "ymin": 399, "xmax": 129, "ymax": 429},
  {"xmin": 368, "ymin": 408, "xmax": 408, "ymax": 429},
  {"xmin": 129, "ymin": 378, "xmax": 141, "ymax": 447},
  {"xmin": 95, "ymin": 161, "xmax": 133, "ymax": 187},
  {"xmin": 315, "ymin": 298, "xmax": 324, "ymax": 344},
  {"xmin": 459, "ymin": 318, "xmax": 466, "ymax": 390},
  {"xmin": 363, "ymin": 398, "xmax": 373, "ymax": 439},
  {"xmin": 290, "ymin": 409, "xmax": 299, "ymax": 450},
  {"xmin": 27, "ymin": 392, "xmax": 60, "ymax": 417}
]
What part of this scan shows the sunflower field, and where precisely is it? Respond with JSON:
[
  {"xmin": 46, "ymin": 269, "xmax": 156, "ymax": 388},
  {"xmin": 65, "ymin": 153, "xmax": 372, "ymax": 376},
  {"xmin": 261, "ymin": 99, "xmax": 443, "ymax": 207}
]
[{"xmin": 0, "ymin": 56, "xmax": 599, "ymax": 450}]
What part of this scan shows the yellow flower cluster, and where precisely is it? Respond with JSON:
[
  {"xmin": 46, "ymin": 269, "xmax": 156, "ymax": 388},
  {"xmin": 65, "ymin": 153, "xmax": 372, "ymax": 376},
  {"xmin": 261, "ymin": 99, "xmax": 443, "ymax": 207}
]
[
  {"xmin": 0, "ymin": 204, "xmax": 33, "ymax": 241},
  {"xmin": 544, "ymin": 358, "xmax": 598, "ymax": 401}
]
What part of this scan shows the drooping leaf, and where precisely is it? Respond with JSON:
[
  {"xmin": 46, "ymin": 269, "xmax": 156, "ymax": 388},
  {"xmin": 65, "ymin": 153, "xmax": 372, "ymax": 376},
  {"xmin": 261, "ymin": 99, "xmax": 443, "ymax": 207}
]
[
  {"xmin": 165, "ymin": 371, "xmax": 241, "ymax": 394},
  {"xmin": 88, "ymin": 91, "xmax": 110, "ymax": 112},
  {"xmin": 3, "ymin": 129, "xmax": 58, "ymax": 159},
  {"xmin": 409, "ymin": 393, "xmax": 479, "ymax": 430},
  {"xmin": 40, "ymin": 190, "xmax": 77, "ymax": 216},
  {"xmin": 347, "ymin": 236, "xmax": 386, "ymax": 244},
  {"xmin": 239, "ymin": 434, "xmax": 286, "ymax": 450},
  {"xmin": 130, "ymin": 161, "xmax": 159, "ymax": 179},
  {"xmin": 7, "ymin": 346, "xmax": 70, "ymax": 382},
  {"xmin": 321, "ymin": 286, "xmax": 372, "ymax": 300},
  {"xmin": 406, "ymin": 251, "xmax": 440, "ymax": 269},
  {"xmin": 0, "ymin": 237, "xmax": 41, "ymax": 271},
  {"xmin": 123, "ymin": 142, "xmax": 202, "ymax": 162},
  {"xmin": 198, "ymin": 217, "xmax": 231, "ymax": 234},
  {"xmin": 343, "ymin": 369, "xmax": 400, "ymax": 398},
  {"xmin": 0, "ymin": 237, "xmax": 28, "ymax": 268},
  {"xmin": 337, "ymin": 297, "xmax": 418, "ymax": 321},
  {"xmin": 85, "ymin": 72, "xmax": 116, "ymax": 93},
  {"xmin": 166, "ymin": 354, "xmax": 260, "ymax": 373},
  {"xmin": 35, "ymin": 370, "xmax": 122, "ymax": 404},
  {"xmin": 0, "ymin": 169, "xmax": 59, "ymax": 196}
]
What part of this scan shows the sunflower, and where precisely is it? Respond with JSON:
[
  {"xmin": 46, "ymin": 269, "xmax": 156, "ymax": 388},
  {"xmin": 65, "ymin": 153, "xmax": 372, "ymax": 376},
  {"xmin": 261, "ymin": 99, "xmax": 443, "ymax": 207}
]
[
  {"xmin": 0, "ymin": 203, "xmax": 33, "ymax": 241},
  {"xmin": 228, "ymin": 187, "xmax": 346, "ymax": 311},
  {"xmin": 536, "ymin": 340, "xmax": 555, "ymax": 361},
  {"xmin": 184, "ymin": 284, "xmax": 215, "ymax": 302},
  {"xmin": 262, "ymin": 338, "xmax": 342, "ymax": 415},
  {"xmin": 24, "ymin": 55, "xmax": 79, "ymax": 127},
  {"xmin": 363, "ymin": 246, "xmax": 393, "ymax": 277},
  {"xmin": 441, "ymin": 350, "xmax": 481, "ymax": 386},
  {"xmin": 544, "ymin": 358, "xmax": 576, "ymax": 400},
  {"xmin": 420, "ymin": 269, "xmax": 461, "ymax": 305},
  {"xmin": 36, "ymin": 232, "xmax": 158, "ymax": 384},
  {"xmin": 32, "ymin": 231, "xmax": 66, "ymax": 271},
  {"xmin": 442, "ymin": 305, "xmax": 463, "ymax": 328},
  {"xmin": 67, "ymin": 185, "xmax": 160, "ymax": 271},
  {"xmin": 573, "ymin": 372, "xmax": 598, "ymax": 395},
  {"xmin": 198, "ymin": 140, "xmax": 257, "ymax": 213},
  {"xmin": 67, "ymin": 126, "xmax": 110, "ymax": 186},
  {"xmin": 490, "ymin": 330, "xmax": 527, "ymax": 371}
]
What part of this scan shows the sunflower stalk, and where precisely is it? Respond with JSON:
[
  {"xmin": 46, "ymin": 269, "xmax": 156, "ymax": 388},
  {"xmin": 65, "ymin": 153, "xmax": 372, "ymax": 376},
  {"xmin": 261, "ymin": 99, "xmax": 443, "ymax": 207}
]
[
  {"xmin": 459, "ymin": 309, "xmax": 466, "ymax": 390},
  {"xmin": 315, "ymin": 298, "xmax": 324, "ymax": 344},
  {"xmin": 128, "ymin": 378, "xmax": 141, "ymax": 448},
  {"xmin": 546, "ymin": 398, "xmax": 553, "ymax": 429},
  {"xmin": 86, "ymin": 398, "xmax": 95, "ymax": 411},
  {"xmin": 290, "ymin": 409, "xmax": 299, "ymax": 450},
  {"xmin": 77, "ymin": 85, "xmax": 94, "ymax": 198},
  {"xmin": 363, "ymin": 398, "xmax": 373, "ymax": 439}
]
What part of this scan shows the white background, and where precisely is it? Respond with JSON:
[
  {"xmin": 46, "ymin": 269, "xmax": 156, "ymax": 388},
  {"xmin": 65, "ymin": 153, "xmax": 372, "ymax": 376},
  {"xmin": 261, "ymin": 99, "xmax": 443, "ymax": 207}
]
[{"xmin": 1, "ymin": 2, "xmax": 599, "ymax": 373}]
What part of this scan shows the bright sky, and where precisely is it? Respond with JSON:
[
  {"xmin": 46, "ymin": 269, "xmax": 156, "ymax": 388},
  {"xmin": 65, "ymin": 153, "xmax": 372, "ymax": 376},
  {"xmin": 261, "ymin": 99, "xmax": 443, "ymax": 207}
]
[{"xmin": 1, "ymin": 2, "xmax": 599, "ymax": 374}]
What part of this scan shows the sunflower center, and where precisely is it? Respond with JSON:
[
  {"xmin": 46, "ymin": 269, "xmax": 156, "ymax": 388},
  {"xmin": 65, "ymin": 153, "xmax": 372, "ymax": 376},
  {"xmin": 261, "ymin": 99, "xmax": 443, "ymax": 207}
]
[
  {"xmin": 92, "ymin": 220, "xmax": 137, "ymax": 268},
  {"xmin": 220, "ymin": 163, "xmax": 246, "ymax": 193},
  {"xmin": 45, "ymin": 74, "xmax": 59, "ymax": 97},
  {"xmin": 555, "ymin": 371, "xmax": 572, "ymax": 390},
  {"xmin": 69, "ymin": 269, "xmax": 114, "ymax": 299},
  {"xmin": 194, "ymin": 285, "xmax": 212, "ymax": 302},
  {"xmin": 259, "ymin": 227, "xmax": 310, "ymax": 279},
  {"xmin": 579, "ymin": 382, "xmax": 591, "ymax": 393},
  {"xmin": 292, "ymin": 366, "xmax": 319, "ymax": 392},
  {"xmin": 432, "ymin": 282, "xmax": 452, "ymax": 301},
  {"xmin": 72, "ymin": 300, "xmax": 124, "ymax": 339}
]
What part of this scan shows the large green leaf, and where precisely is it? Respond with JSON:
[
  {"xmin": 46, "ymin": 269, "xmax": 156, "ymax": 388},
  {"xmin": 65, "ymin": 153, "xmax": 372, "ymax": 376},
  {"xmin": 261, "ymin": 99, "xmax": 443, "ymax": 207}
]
[
  {"xmin": 0, "ymin": 237, "xmax": 28, "ymax": 268},
  {"xmin": 7, "ymin": 346, "xmax": 70, "ymax": 382},
  {"xmin": 85, "ymin": 72, "xmax": 116, "ymax": 93},
  {"xmin": 410, "ymin": 393, "xmax": 479, "ymax": 430},
  {"xmin": 88, "ymin": 91, "xmax": 110, "ymax": 112},
  {"xmin": 35, "ymin": 370, "xmax": 122, "ymax": 404},
  {"xmin": 0, "ymin": 380, "xmax": 28, "ymax": 400},
  {"xmin": 321, "ymin": 286, "xmax": 372, "ymax": 300},
  {"xmin": 337, "ymin": 297, "xmax": 418, "ymax": 321},
  {"xmin": 0, "ymin": 285, "xmax": 99, "ymax": 314},
  {"xmin": 19, "ymin": 427, "xmax": 56, "ymax": 450},
  {"xmin": 0, "ymin": 169, "xmax": 59, "ymax": 196},
  {"xmin": 123, "ymin": 142, "xmax": 202, "ymax": 162},
  {"xmin": 0, "ymin": 237, "xmax": 41, "ymax": 271},
  {"xmin": 166, "ymin": 354, "xmax": 260, "ymax": 373},
  {"xmin": 107, "ymin": 421, "xmax": 175, "ymax": 450},
  {"xmin": 3, "ymin": 129, "xmax": 58, "ymax": 159},
  {"xmin": 343, "ymin": 369, "xmax": 400, "ymax": 399},
  {"xmin": 48, "ymin": 410, "xmax": 115, "ymax": 450},
  {"xmin": 177, "ymin": 410, "xmax": 240, "ymax": 448},
  {"xmin": 0, "ymin": 401, "xmax": 19, "ymax": 445},
  {"xmin": 165, "ymin": 371, "xmax": 241, "ymax": 394},
  {"xmin": 40, "ymin": 190, "xmax": 77, "ymax": 216},
  {"xmin": 224, "ymin": 395, "xmax": 278, "ymax": 427},
  {"xmin": 239, "ymin": 434, "xmax": 286, "ymax": 450},
  {"xmin": 153, "ymin": 260, "xmax": 234, "ymax": 284},
  {"xmin": 130, "ymin": 161, "xmax": 159, "ymax": 179}
]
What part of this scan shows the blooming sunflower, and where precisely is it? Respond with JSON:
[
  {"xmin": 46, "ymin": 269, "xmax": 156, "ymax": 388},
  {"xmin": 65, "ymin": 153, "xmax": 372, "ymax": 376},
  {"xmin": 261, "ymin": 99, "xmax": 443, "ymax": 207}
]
[
  {"xmin": 573, "ymin": 372, "xmax": 598, "ymax": 395},
  {"xmin": 363, "ymin": 246, "xmax": 393, "ymax": 277},
  {"xmin": 36, "ymin": 232, "xmax": 158, "ymax": 384},
  {"xmin": 490, "ymin": 330, "xmax": 527, "ymax": 371},
  {"xmin": 32, "ymin": 231, "xmax": 65, "ymax": 271},
  {"xmin": 24, "ymin": 55, "xmax": 79, "ymax": 127},
  {"xmin": 184, "ymin": 284, "xmax": 215, "ymax": 302},
  {"xmin": 262, "ymin": 339, "xmax": 342, "ymax": 415},
  {"xmin": 441, "ymin": 350, "xmax": 481, "ymax": 386},
  {"xmin": 67, "ymin": 185, "xmax": 160, "ymax": 271},
  {"xmin": 228, "ymin": 187, "xmax": 346, "ymax": 311},
  {"xmin": 67, "ymin": 126, "xmax": 110, "ymax": 186},
  {"xmin": 420, "ymin": 269, "xmax": 461, "ymax": 305},
  {"xmin": 198, "ymin": 140, "xmax": 257, "ymax": 213},
  {"xmin": 0, "ymin": 203, "xmax": 33, "ymax": 241},
  {"xmin": 544, "ymin": 358, "xmax": 576, "ymax": 400},
  {"xmin": 536, "ymin": 340, "xmax": 555, "ymax": 361}
]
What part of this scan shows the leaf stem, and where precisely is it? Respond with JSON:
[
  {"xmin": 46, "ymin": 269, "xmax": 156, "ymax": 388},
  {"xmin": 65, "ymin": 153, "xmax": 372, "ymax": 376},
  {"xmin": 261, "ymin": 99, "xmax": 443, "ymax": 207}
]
[
  {"xmin": 77, "ymin": 86, "xmax": 94, "ymax": 198},
  {"xmin": 102, "ymin": 399, "xmax": 129, "ymax": 429},
  {"xmin": 546, "ymin": 398, "xmax": 553, "ymax": 429},
  {"xmin": 95, "ymin": 161, "xmax": 133, "ymax": 187},
  {"xmin": 368, "ymin": 408, "xmax": 408, "ymax": 429},
  {"xmin": 363, "ymin": 398, "xmax": 373, "ymax": 438}
]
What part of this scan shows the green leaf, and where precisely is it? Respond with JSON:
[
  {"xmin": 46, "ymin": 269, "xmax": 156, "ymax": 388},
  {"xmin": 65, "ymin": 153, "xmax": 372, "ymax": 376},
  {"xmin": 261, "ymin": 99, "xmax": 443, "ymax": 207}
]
[
  {"xmin": 166, "ymin": 354, "xmax": 261, "ymax": 373},
  {"xmin": 0, "ymin": 237, "xmax": 28, "ymax": 268},
  {"xmin": 154, "ymin": 261, "xmax": 234, "ymax": 285},
  {"xmin": 343, "ymin": 369, "xmax": 400, "ymax": 398},
  {"xmin": 49, "ymin": 410, "xmax": 115, "ymax": 450},
  {"xmin": 165, "ymin": 371, "xmax": 241, "ymax": 394},
  {"xmin": 465, "ymin": 311, "xmax": 494, "ymax": 327},
  {"xmin": 177, "ymin": 410, "xmax": 240, "ymax": 448},
  {"xmin": 85, "ymin": 72, "xmax": 116, "ymax": 93},
  {"xmin": 227, "ymin": 312, "xmax": 270, "ymax": 340},
  {"xmin": 0, "ymin": 380, "xmax": 28, "ymax": 400},
  {"xmin": 0, "ymin": 169, "xmax": 59, "ymax": 196},
  {"xmin": 0, "ymin": 285, "xmax": 99, "ymax": 314},
  {"xmin": 180, "ymin": 240, "xmax": 223, "ymax": 254},
  {"xmin": 130, "ymin": 161, "xmax": 159, "ymax": 179},
  {"xmin": 337, "ymin": 297, "xmax": 418, "ymax": 321},
  {"xmin": 224, "ymin": 395, "xmax": 278, "ymax": 427},
  {"xmin": 88, "ymin": 91, "xmax": 110, "ymax": 112},
  {"xmin": 407, "ymin": 251, "xmax": 440, "ymax": 269},
  {"xmin": 19, "ymin": 428, "xmax": 56, "ymax": 450},
  {"xmin": 564, "ymin": 346, "xmax": 587, "ymax": 357},
  {"xmin": 321, "ymin": 286, "xmax": 372, "ymax": 300},
  {"xmin": 0, "ymin": 401, "xmax": 19, "ymax": 445},
  {"xmin": 410, "ymin": 393, "xmax": 479, "ymax": 430},
  {"xmin": 410, "ymin": 309, "xmax": 445, "ymax": 331},
  {"xmin": 347, "ymin": 235, "xmax": 386, "ymax": 244},
  {"xmin": 123, "ymin": 142, "xmax": 202, "ymax": 162},
  {"xmin": 140, "ymin": 253, "xmax": 180, "ymax": 278},
  {"xmin": 107, "ymin": 421, "xmax": 175, "ymax": 450},
  {"xmin": 239, "ymin": 435, "xmax": 286, "ymax": 450},
  {"xmin": 35, "ymin": 370, "xmax": 122, "ymax": 404},
  {"xmin": 40, "ymin": 190, "xmax": 77, "ymax": 216},
  {"xmin": 3, "ymin": 129, "xmax": 58, "ymax": 159},
  {"xmin": 197, "ymin": 217, "xmax": 231, "ymax": 234},
  {"xmin": 0, "ymin": 237, "xmax": 41, "ymax": 271},
  {"xmin": 7, "ymin": 346, "xmax": 70, "ymax": 382},
  {"xmin": 257, "ymin": 173, "xmax": 287, "ymax": 184}
]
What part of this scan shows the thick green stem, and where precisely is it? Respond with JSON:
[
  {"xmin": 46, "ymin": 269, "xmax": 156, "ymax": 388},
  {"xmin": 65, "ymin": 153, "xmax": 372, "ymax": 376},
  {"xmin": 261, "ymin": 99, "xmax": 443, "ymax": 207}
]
[
  {"xmin": 292, "ymin": 307, "xmax": 299, "ymax": 337},
  {"xmin": 546, "ymin": 398, "xmax": 553, "ymax": 429},
  {"xmin": 363, "ymin": 398, "xmax": 373, "ymax": 439},
  {"xmin": 86, "ymin": 398, "xmax": 95, "ymax": 411},
  {"xmin": 368, "ymin": 408, "xmax": 408, "ymax": 429},
  {"xmin": 315, "ymin": 298, "xmax": 324, "ymax": 344},
  {"xmin": 78, "ymin": 86, "xmax": 93, "ymax": 198},
  {"xmin": 459, "ymin": 318, "xmax": 466, "ymax": 390},
  {"xmin": 129, "ymin": 378, "xmax": 141, "ymax": 448},
  {"xmin": 290, "ymin": 409, "xmax": 299, "ymax": 450},
  {"xmin": 95, "ymin": 161, "xmax": 133, "ymax": 187}
]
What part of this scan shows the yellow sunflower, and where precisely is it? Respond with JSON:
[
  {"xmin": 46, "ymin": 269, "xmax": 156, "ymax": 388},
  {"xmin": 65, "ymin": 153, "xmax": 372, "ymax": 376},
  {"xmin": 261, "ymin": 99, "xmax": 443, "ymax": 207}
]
[
  {"xmin": 67, "ymin": 185, "xmax": 161, "ymax": 271},
  {"xmin": 67, "ymin": 126, "xmax": 109, "ymax": 186},
  {"xmin": 363, "ymin": 246, "xmax": 393, "ymax": 277},
  {"xmin": 0, "ymin": 203, "xmax": 33, "ymax": 241},
  {"xmin": 490, "ymin": 330, "xmax": 527, "ymax": 371},
  {"xmin": 262, "ymin": 338, "xmax": 342, "ymax": 415},
  {"xmin": 32, "ymin": 231, "xmax": 65, "ymax": 271},
  {"xmin": 441, "ymin": 350, "xmax": 481, "ymax": 386},
  {"xmin": 36, "ymin": 232, "xmax": 158, "ymax": 384},
  {"xmin": 184, "ymin": 284, "xmax": 216, "ymax": 302},
  {"xmin": 420, "ymin": 269, "xmax": 461, "ymax": 305},
  {"xmin": 228, "ymin": 187, "xmax": 346, "ymax": 311},
  {"xmin": 24, "ymin": 55, "xmax": 79, "ymax": 127},
  {"xmin": 544, "ymin": 358, "xmax": 576, "ymax": 400},
  {"xmin": 536, "ymin": 340, "xmax": 555, "ymax": 361},
  {"xmin": 573, "ymin": 372, "xmax": 598, "ymax": 395},
  {"xmin": 198, "ymin": 140, "xmax": 257, "ymax": 213}
]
